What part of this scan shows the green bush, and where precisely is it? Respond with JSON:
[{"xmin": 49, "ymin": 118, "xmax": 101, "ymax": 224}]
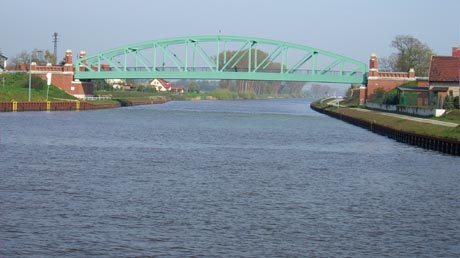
[
  {"xmin": 210, "ymin": 89, "xmax": 238, "ymax": 100},
  {"xmin": 21, "ymin": 74, "xmax": 46, "ymax": 90},
  {"xmin": 443, "ymin": 95, "xmax": 454, "ymax": 109},
  {"xmin": 369, "ymin": 87, "xmax": 385, "ymax": 103},
  {"xmin": 383, "ymin": 89, "xmax": 399, "ymax": 105},
  {"xmin": 238, "ymin": 91, "xmax": 257, "ymax": 99},
  {"xmin": 454, "ymin": 96, "xmax": 459, "ymax": 109}
]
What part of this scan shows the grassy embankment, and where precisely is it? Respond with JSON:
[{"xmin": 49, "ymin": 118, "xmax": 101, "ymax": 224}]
[
  {"xmin": 312, "ymin": 98, "xmax": 460, "ymax": 140},
  {"xmin": 434, "ymin": 110, "xmax": 460, "ymax": 123},
  {"xmin": 0, "ymin": 73, "xmax": 77, "ymax": 102},
  {"xmin": 0, "ymin": 73, "xmax": 165, "ymax": 105}
]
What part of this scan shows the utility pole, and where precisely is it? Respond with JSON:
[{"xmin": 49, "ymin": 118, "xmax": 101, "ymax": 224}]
[{"xmin": 52, "ymin": 32, "xmax": 59, "ymax": 64}]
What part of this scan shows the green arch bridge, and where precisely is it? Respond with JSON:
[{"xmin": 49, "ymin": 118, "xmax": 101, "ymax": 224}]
[{"xmin": 75, "ymin": 35, "xmax": 367, "ymax": 84}]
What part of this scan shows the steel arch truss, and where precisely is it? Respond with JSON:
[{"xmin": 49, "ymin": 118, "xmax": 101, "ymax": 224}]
[{"xmin": 75, "ymin": 35, "xmax": 367, "ymax": 84}]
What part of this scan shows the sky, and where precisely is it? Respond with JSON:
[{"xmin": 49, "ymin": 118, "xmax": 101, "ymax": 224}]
[{"xmin": 2, "ymin": 0, "xmax": 460, "ymax": 65}]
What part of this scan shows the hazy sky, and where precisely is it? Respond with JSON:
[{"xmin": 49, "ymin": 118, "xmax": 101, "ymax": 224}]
[{"xmin": 2, "ymin": 0, "xmax": 460, "ymax": 64}]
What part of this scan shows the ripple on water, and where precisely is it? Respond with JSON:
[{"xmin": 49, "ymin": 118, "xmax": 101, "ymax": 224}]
[{"xmin": 1, "ymin": 99, "xmax": 459, "ymax": 257}]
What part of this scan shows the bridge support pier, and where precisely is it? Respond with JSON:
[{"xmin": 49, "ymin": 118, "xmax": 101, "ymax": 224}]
[{"xmin": 359, "ymin": 85, "xmax": 367, "ymax": 104}]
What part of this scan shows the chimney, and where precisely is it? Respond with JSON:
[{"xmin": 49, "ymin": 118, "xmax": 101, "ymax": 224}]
[
  {"xmin": 369, "ymin": 53, "xmax": 378, "ymax": 77},
  {"xmin": 409, "ymin": 68, "xmax": 415, "ymax": 78},
  {"xmin": 63, "ymin": 49, "xmax": 74, "ymax": 72},
  {"xmin": 452, "ymin": 47, "xmax": 459, "ymax": 57},
  {"xmin": 79, "ymin": 51, "xmax": 87, "ymax": 72},
  {"xmin": 30, "ymin": 62, "xmax": 37, "ymax": 71},
  {"xmin": 65, "ymin": 49, "xmax": 73, "ymax": 65}
]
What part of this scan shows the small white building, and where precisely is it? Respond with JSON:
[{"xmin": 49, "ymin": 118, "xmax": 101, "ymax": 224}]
[
  {"xmin": 105, "ymin": 79, "xmax": 126, "ymax": 87},
  {"xmin": 150, "ymin": 79, "xmax": 184, "ymax": 93}
]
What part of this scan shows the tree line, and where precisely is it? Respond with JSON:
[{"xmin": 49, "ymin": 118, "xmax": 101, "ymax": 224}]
[
  {"xmin": 216, "ymin": 49, "xmax": 305, "ymax": 95},
  {"xmin": 7, "ymin": 49, "xmax": 58, "ymax": 66}
]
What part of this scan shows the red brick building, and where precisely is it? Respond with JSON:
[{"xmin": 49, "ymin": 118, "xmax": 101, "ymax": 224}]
[
  {"xmin": 363, "ymin": 53, "xmax": 425, "ymax": 103},
  {"xmin": 452, "ymin": 47, "xmax": 460, "ymax": 57},
  {"xmin": 428, "ymin": 47, "xmax": 460, "ymax": 107},
  {"xmin": 9, "ymin": 49, "xmax": 94, "ymax": 98}
]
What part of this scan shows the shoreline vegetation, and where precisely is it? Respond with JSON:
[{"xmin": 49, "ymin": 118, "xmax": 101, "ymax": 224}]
[
  {"xmin": 311, "ymin": 98, "xmax": 460, "ymax": 142},
  {"xmin": 95, "ymin": 88, "xmax": 309, "ymax": 104}
]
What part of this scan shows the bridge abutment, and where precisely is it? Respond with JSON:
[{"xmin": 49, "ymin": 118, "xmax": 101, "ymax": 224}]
[{"xmin": 10, "ymin": 49, "xmax": 94, "ymax": 98}]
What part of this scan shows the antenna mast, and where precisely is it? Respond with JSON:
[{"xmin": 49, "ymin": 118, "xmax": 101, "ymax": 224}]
[{"xmin": 52, "ymin": 32, "xmax": 59, "ymax": 64}]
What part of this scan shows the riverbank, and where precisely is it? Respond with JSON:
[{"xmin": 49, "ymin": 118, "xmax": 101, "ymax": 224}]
[
  {"xmin": 0, "ymin": 96, "xmax": 170, "ymax": 112},
  {"xmin": 95, "ymin": 88, "xmax": 309, "ymax": 102},
  {"xmin": 311, "ymin": 99, "xmax": 460, "ymax": 155}
]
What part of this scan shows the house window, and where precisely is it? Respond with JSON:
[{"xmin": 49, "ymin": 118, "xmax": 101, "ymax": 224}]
[{"xmin": 449, "ymin": 90, "xmax": 453, "ymax": 97}]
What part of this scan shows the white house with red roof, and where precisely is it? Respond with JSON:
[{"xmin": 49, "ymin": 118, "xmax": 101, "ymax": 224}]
[{"xmin": 149, "ymin": 79, "xmax": 184, "ymax": 93}]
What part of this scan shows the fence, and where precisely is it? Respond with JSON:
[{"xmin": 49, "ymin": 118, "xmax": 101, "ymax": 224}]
[{"xmin": 366, "ymin": 103, "xmax": 446, "ymax": 117}]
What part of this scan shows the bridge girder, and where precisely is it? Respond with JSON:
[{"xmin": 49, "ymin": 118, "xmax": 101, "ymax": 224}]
[{"xmin": 75, "ymin": 35, "xmax": 367, "ymax": 84}]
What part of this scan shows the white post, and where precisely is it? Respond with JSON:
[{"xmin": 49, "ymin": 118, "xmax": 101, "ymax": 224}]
[
  {"xmin": 46, "ymin": 73, "xmax": 52, "ymax": 101},
  {"xmin": 28, "ymin": 57, "xmax": 31, "ymax": 102}
]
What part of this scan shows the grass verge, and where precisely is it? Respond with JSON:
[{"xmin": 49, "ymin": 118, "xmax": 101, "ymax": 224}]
[{"xmin": 312, "ymin": 100, "xmax": 460, "ymax": 140}]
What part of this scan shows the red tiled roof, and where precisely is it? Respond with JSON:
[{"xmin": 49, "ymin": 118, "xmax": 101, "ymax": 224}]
[
  {"xmin": 149, "ymin": 78, "xmax": 171, "ymax": 86},
  {"xmin": 170, "ymin": 86, "xmax": 184, "ymax": 90},
  {"xmin": 429, "ymin": 56, "xmax": 459, "ymax": 82},
  {"xmin": 158, "ymin": 79, "xmax": 171, "ymax": 86}
]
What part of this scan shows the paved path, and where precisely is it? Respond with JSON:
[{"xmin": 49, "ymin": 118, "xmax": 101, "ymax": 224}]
[
  {"xmin": 326, "ymin": 98, "xmax": 343, "ymax": 107},
  {"xmin": 325, "ymin": 98, "xmax": 458, "ymax": 128},
  {"xmin": 351, "ymin": 108, "xmax": 459, "ymax": 128}
]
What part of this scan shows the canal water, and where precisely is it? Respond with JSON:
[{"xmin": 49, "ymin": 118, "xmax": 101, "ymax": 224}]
[{"xmin": 0, "ymin": 98, "xmax": 459, "ymax": 257}]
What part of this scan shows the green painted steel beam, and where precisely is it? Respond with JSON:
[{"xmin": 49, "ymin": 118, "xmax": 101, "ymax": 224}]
[{"xmin": 75, "ymin": 35, "xmax": 368, "ymax": 84}]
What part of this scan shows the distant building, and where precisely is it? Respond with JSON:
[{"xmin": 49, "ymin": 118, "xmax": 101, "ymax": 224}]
[
  {"xmin": 0, "ymin": 53, "xmax": 7, "ymax": 71},
  {"xmin": 364, "ymin": 53, "xmax": 418, "ymax": 103},
  {"xmin": 105, "ymin": 79, "xmax": 126, "ymax": 90},
  {"xmin": 150, "ymin": 79, "xmax": 184, "ymax": 93},
  {"xmin": 105, "ymin": 79, "xmax": 126, "ymax": 85},
  {"xmin": 150, "ymin": 78, "xmax": 171, "ymax": 91},
  {"xmin": 6, "ymin": 49, "xmax": 94, "ymax": 98}
]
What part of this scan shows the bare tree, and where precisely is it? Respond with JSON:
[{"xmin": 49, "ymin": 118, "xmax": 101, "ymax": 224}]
[
  {"xmin": 44, "ymin": 50, "xmax": 57, "ymax": 64},
  {"xmin": 9, "ymin": 50, "xmax": 31, "ymax": 66},
  {"xmin": 9, "ymin": 49, "xmax": 57, "ymax": 66},
  {"xmin": 384, "ymin": 35, "xmax": 435, "ymax": 76}
]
